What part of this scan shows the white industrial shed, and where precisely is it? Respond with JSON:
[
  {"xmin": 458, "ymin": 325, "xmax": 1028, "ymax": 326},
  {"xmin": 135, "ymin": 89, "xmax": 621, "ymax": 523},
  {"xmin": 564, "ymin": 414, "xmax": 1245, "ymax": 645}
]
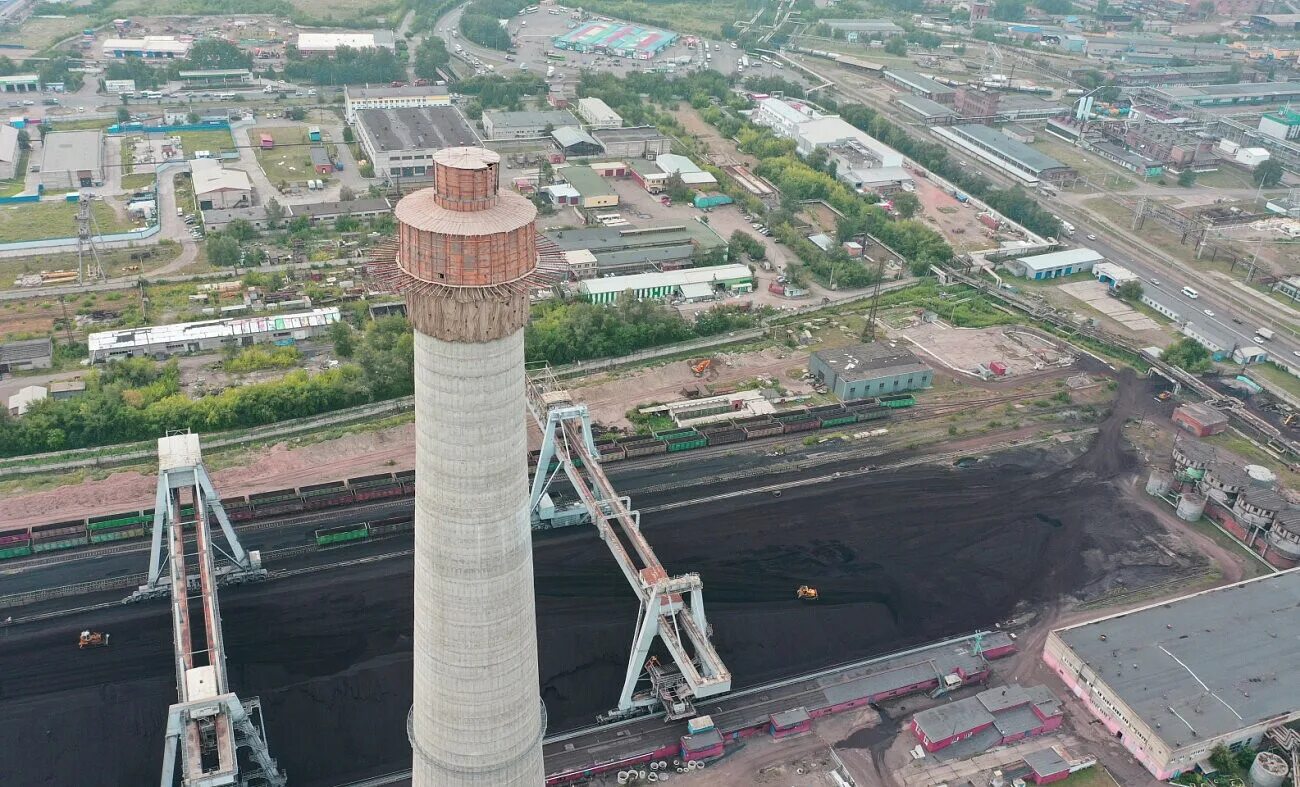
[{"xmin": 1005, "ymin": 248, "xmax": 1103, "ymax": 280}]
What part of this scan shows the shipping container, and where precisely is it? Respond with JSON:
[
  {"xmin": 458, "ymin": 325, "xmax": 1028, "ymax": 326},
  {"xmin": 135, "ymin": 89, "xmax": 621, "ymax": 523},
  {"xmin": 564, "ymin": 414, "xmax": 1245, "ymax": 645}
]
[
  {"xmin": 978, "ymin": 213, "xmax": 1000, "ymax": 230},
  {"xmin": 988, "ymin": 361, "xmax": 1008, "ymax": 376},
  {"xmin": 703, "ymin": 428, "xmax": 745, "ymax": 445}
]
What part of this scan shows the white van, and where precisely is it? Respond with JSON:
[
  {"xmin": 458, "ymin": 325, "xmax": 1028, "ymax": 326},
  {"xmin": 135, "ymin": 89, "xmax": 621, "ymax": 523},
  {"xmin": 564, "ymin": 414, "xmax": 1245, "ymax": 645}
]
[{"xmin": 1182, "ymin": 286, "xmax": 1199, "ymax": 299}]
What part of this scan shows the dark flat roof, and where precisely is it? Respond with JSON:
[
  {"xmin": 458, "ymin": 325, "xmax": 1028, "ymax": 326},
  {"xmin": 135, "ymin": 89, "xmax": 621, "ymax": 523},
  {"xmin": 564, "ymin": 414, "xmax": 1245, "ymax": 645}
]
[
  {"xmin": 591, "ymin": 125, "xmax": 668, "ymax": 142},
  {"xmin": 1056, "ymin": 570, "xmax": 1300, "ymax": 751},
  {"xmin": 356, "ymin": 106, "xmax": 478, "ymax": 153},
  {"xmin": 814, "ymin": 342, "xmax": 930, "ymax": 382}
]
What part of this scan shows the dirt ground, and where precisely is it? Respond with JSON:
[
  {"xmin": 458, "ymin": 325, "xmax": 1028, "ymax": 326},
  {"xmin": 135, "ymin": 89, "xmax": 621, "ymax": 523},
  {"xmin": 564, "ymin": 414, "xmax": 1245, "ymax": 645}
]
[
  {"xmin": 0, "ymin": 370, "xmax": 1215, "ymax": 786},
  {"xmin": 897, "ymin": 323, "xmax": 1073, "ymax": 378},
  {"xmin": 912, "ymin": 177, "xmax": 1002, "ymax": 253}
]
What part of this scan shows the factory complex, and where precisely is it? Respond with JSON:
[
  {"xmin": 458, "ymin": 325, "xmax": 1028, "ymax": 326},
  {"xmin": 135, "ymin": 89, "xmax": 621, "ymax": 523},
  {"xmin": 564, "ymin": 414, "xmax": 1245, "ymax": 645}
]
[
  {"xmin": 88, "ymin": 308, "xmax": 339, "ymax": 363},
  {"xmin": 1045, "ymin": 570, "xmax": 1300, "ymax": 780}
]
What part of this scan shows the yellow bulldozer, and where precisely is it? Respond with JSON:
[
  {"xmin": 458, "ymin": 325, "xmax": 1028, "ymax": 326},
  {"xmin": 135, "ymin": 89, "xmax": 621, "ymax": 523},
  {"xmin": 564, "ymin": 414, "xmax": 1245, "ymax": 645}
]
[
  {"xmin": 78, "ymin": 630, "xmax": 110, "ymax": 649},
  {"xmin": 796, "ymin": 585, "xmax": 819, "ymax": 601}
]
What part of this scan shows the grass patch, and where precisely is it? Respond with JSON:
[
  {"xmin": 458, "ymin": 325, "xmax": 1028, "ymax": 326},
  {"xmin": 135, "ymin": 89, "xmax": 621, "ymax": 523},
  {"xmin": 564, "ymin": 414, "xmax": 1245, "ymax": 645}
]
[
  {"xmin": 1241, "ymin": 361, "xmax": 1300, "ymax": 401},
  {"xmin": 121, "ymin": 173, "xmax": 156, "ymax": 191},
  {"xmin": 46, "ymin": 117, "xmax": 116, "ymax": 131},
  {"xmin": 252, "ymin": 124, "xmax": 329, "ymax": 187},
  {"xmin": 0, "ymin": 15, "xmax": 88, "ymax": 49},
  {"xmin": 0, "ymin": 148, "xmax": 30, "ymax": 197},
  {"xmin": 171, "ymin": 129, "xmax": 237, "ymax": 158},
  {"xmin": 1032, "ymin": 137, "xmax": 1139, "ymax": 192},
  {"xmin": 1055, "ymin": 766, "xmax": 1121, "ymax": 787},
  {"xmin": 1183, "ymin": 514, "xmax": 1274, "ymax": 580},
  {"xmin": 575, "ymin": 0, "xmax": 745, "ymax": 35},
  {"xmin": 1205, "ymin": 429, "xmax": 1300, "ymax": 489},
  {"xmin": 0, "ymin": 200, "xmax": 133, "ymax": 243}
]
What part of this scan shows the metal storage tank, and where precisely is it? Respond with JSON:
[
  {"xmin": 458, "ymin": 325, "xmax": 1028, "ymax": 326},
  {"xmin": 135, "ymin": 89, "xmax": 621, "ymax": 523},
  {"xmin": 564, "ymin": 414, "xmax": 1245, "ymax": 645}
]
[
  {"xmin": 1245, "ymin": 464, "xmax": 1278, "ymax": 488},
  {"xmin": 1145, "ymin": 470, "xmax": 1172, "ymax": 496},
  {"xmin": 1249, "ymin": 751, "xmax": 1287, "ymax": 787},
  {"xmin": 1176, "ymin": 493, "xmax": 1206, "ymax": 521}
]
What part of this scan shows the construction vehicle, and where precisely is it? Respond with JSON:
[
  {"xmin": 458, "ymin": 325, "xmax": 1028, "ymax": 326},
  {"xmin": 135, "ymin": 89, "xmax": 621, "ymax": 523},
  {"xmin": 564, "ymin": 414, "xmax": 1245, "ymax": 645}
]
[
  {"xmin": 690, "ymin": 358, "xmax": 712, "ymax": 377},
  {"xmin": 1155, "ymin": 391, "xmax": 1172, "ymax": 402},
  {"xmin": 79, "ymin": 630, "xmax": 109, "ymax": 648},
  {"xmin": 1285, "ymin": 413, "xmax": 1298, "ymax": 428},
  {"xmin": 796, "ymin": 585, "xmax": 819, "ymax": 601}
]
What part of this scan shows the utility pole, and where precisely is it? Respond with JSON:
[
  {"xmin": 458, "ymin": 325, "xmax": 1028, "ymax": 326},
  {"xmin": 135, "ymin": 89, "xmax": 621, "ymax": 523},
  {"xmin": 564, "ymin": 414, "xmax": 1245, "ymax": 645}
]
[{"xmin": 860, "ymin": 233, "xmax": 890, "ymax": 342}]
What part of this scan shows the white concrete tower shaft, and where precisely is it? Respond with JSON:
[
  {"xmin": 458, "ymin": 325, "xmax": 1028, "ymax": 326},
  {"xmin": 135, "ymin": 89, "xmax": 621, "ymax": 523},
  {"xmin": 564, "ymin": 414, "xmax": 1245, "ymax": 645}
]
[{"xmin": 394, "ymin": 146, "xmax": 545, "ymax": 786}]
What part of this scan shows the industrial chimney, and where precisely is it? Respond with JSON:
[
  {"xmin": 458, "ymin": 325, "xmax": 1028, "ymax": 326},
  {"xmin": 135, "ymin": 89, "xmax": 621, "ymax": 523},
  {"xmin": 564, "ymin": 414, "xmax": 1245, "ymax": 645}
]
[{"xmin": 393, "ymin": 147, "xmax": 546, "ymax": 785}]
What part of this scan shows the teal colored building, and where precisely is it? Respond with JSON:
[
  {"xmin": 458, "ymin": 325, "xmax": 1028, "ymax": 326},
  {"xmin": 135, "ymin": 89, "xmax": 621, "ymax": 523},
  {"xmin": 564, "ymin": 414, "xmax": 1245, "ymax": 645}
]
[{"xmin": 810, "ymin": 343, "xmax": 932, "ymax": 400}]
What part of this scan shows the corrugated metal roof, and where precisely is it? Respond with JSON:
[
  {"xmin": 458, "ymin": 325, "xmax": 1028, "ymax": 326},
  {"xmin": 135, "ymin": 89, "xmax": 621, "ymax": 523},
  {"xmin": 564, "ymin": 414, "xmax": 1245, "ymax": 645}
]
[
  {"xmin": 1015, "ymin": 248, "xmax": 1103, "ymax": 272},
  {"xmin": 89, "ymin": 308, "xmax": 340, "ymax": 354},
  {"xmin": 580, "ymin": 263, "xmax": 753, "ymax": 296}
]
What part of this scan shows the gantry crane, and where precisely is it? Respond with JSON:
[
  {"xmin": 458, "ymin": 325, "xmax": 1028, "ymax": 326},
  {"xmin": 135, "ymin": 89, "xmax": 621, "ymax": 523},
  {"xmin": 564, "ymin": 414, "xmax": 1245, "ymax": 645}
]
[
  {"xmin": 134, "ymin": 433, "xmax": 284, "ymax": 787},
  {"xmin": 526, "ymin": 366, "xmax": 732, "ymax": 721}
]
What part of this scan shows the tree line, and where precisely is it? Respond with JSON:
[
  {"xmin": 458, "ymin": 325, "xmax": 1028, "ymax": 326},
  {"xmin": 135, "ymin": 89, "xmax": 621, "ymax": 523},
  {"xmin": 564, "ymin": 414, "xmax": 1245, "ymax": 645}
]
[
  {"xmin": 459, "ymin": 0, "xmax": 528, "ymax": 50},
  {"xmin": 283, "ymin": 46, "xmax": 405, "ymax": 86}
]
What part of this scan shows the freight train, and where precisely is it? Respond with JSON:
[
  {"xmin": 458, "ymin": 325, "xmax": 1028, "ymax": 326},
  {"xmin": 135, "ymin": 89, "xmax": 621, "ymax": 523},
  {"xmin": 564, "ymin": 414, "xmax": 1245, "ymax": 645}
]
[{"xmin": 1, "ymin": 396, "xmax": 915, "ymax": 561}]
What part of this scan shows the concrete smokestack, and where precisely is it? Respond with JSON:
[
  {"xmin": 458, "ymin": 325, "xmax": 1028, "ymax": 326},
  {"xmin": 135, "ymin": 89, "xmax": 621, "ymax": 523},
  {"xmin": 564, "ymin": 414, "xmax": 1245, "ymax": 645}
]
[{"xmin": 395, "ymin": 147, "xmax": 545, "ymax": 786}]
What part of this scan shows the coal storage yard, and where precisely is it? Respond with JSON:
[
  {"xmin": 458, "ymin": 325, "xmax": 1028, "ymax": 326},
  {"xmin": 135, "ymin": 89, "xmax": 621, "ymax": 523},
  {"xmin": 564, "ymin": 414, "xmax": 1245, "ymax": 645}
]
[{"xmin": 0, "ymin": 374, "xmax": 1203, "ymax": 786}]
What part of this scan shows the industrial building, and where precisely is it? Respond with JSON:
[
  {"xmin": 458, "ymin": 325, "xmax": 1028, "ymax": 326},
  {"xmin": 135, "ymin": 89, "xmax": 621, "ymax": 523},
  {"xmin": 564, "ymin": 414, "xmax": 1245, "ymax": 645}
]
[
  {"xmin": 201, "ymin": 206, "xmax": 268, "ymax": 232},
  {"xmin": 752, "ymin": 98, "xmax": 903, "ymax": 168},
  {"xmin": 1113, "ymin": 64, "xmax": 1237, "ymax": 87},
  {"xmin": 88, "ymin": 308, "xmax": 340, "ymax": 363},
  {"xmin": 810, "ymin": 343, "xmax": 933, "ymax": 400},
  {"xmin": 1152, "ymin": 82, "xmax": 1300, "ymax": 108},
  {"xmin": 895, "ymin": 94, "xmax": 958, "ymax": 120},
  {"xmin": 388, "ymin": 147, "xmax": 548, "ymax": 784},
  {"xmin": 354, "ymin": 106, "xmax": 479, "ymax": 179},
  {"xmin": 553, "ymin": 20, "xmax": 676, "ymax": 59},
  {"xmin": 1259, "ymin": 107, "xmax": 1300, "ymax": 141},
  {"xmin": 1005, "ymin": 248, "xmax": 1103, "ymax": 279},
  {"xmin": 554, "ymin": 165, "xmax": 618, "ymax": 209},
  {"xmin": 481, "ymin": 109, "xmax": 580, "ymax": 140},
  {"xmin": 909, "ymin": 683, "xmax": 1063, "ymax": 754},
  {"xmin": 546, "ymin": 222, "xmax": 728, "ymax": 278},
  {"xmin": 1045, "ymin": 570, "xmax": 1300, "ymax": 780},
  {"xmin": 550, "ymin": 126, "xmax": 602, "ymax": 157},
  {"xmin": 295, "ymin": 31, "xmax": 396, "ymax": 54},
  {"xmin": 7, "ymin": 384, "xmax": 46, "ymax": 416},
  {"xmin": 177, "ymin": 69, "xmax": 253, "ymax": 88},
  {"xmin": 288, "ymin": 198, "xmax": 392, "ymax": 224},
  {"xmin": 932, "ymin": 124, "xmax": 1074, "ymax": 185},
  {"xmin": 591, "ymin": 126, "xmax": 670, "ymax": 158},
  {"xmin": 344, "ymin": 84, "xmax": 451, "ymax": 123},
  {"xmin": 574, "ymin": 97, "xmax": 622, "ymax": 130},
  {"xmin": 752, "ymin": 97, "xmax": 819, "ymax": 137},
  {"xmin": 191, "ymin": 159, "xmax": 252, "ymax": 210},
  {"xmin": 101, "ymin": 36, "xmax": 190, "ymax": 59},
  {"xmin": 0, "ymin": 337, "xmax": 52, "ymax": 372},
  {"xmin": 39, "ymin": 130, "xmax": 104, "ymax": 189},
  {"xmin": 1172, "ymin": 402, "xmax": 1228, "ymax": 437},
  {"xmin": 821, "ymin": 18, "xmax": 904, "ymax": 39},
  {"xmin": 883, "ymin": 70, "xmax": 957, "ymax": 105},
  {"xmin": 578, "ymin": 264, "xmax": 754, "ymax": 304},
  {"xmin": 0, "ymin": 124, "xmax": 19, "ymax": 180},
  {"xmin": 1116, "ymin": 123, "xmax": 1216, "ymax": 168},
  {"xmin": 0, "ymin": 73, "xmax": 39, "ymax": 92}
]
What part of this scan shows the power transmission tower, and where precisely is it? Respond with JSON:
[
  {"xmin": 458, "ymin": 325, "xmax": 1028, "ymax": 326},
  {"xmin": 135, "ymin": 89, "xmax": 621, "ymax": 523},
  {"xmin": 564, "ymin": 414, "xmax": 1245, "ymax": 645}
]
[
  {"xmin": 860, "ymin": 234, "xmax": 891, "ymax": 342},
  {"xmin": 76, "ymin": 193, "xmax": 106, "ymax": 284}
]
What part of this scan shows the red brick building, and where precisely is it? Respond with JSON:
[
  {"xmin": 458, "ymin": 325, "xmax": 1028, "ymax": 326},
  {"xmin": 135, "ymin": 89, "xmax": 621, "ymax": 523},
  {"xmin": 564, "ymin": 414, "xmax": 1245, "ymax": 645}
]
[{"xmin": 910, "ymin": 684, "xmax": 1064, "ymax": 754}]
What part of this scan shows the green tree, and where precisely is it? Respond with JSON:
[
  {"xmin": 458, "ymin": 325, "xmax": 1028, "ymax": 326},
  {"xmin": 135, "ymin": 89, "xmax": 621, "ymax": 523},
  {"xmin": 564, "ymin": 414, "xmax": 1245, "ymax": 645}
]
[
  {"xmin": 1115, "ymin": 279, "xmax": 1143, "ymax": 301},
  {"xmin": 342, "ymin": 126, "xmax": 354, "ymax": 143},
  {"xmin": 892, "ymin": 192, "xmax": 921, "ymax": 219},
  {"xmin": 225, "ymin": 219, "xmax": 258, "ymax": 242},
  {"xmin": 265, "ymin": 197, "xmax": 284, "ymax": 228},
  {"xmin": 1162, "ymin": 337, "xmax": 1212, "ymax": 373},
  {"xmin": 1254, "ymin": 158, "xmax": 1283, "ymax": 188},
  {"xmin": 329, "ymin": 321, "xmax": 356, "ymax": 358},
  {"xmin": 116, "ymin": 106, "xmax": 130, "ymax": 124},
  {"xmin": 339, "ymin": 185, "xmax": 356, "ymax": 202},
  {"xmin": 413, "ymin": 35, "xmax": 450, "ymax": 80},
  {"xmin": 182, "ymin": 39, "xmax": 252, "ymax": 71},
  {"xmin": 206, "ymin": 234, "xmax": 242, "ymax": 266},
  {"xmin": 993, "ymin": 0, "xmax": 1028, "ymax": 20},
  {"xmin": 1178, "ymin": 169, "xmax": 1197, "ymax": 187},
  {"xmin": 883, "ymin": 37, "xmax": 908, "ymax": 56}
]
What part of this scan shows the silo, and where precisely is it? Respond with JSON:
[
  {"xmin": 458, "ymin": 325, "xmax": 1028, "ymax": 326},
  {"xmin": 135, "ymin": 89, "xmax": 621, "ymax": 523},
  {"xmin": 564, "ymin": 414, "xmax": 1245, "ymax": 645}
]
[
  {"xmin": 1249, "ymin": 751, "xmax": 1288, "ymax": 787},
  {"xmin": 1176, "ymin": 493, "xmax": 1206, "ymax": 521},
  {"xmin": 1245, "ymin": 464, "xmax": 1278, "ymax": 488},
  {"xmin": 1146, "ymin": 470, "xmax": 1172, "ymax": 496}
]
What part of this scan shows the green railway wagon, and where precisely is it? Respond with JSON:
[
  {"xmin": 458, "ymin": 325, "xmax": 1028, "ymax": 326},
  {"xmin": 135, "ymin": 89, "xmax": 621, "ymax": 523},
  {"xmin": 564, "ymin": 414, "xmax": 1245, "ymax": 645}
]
[
  {"xmin": 315, "ymin": 525, "xmax": 369, "ymax": 546},
  {"xmin": 32, "ymin": 535, "xmax": 89, "ymax": 552},
  {"xmin": 0, "ymin": 544, "xmax": 33, "ymax": 559},
  {"xmin": 89, "ymin": 527, "xmax": 146, "ymax": 544},
  {"xmin": 879, "ymin": 394, "xmax": 916, "ymax": 408},
  {"xmin": 653, "ymin": 427, "xmax": 699, "ymax": 440},
  {"xmin": 88, "ymin": 512, "xmax": 150, "ymax": 531},
  {"xmin": 666, "ymin": 436, "xmax": 707, "ymax": 452},
  {"xmin": 820, "ymin": 415, "xmax": 858, "ymax": 427}
]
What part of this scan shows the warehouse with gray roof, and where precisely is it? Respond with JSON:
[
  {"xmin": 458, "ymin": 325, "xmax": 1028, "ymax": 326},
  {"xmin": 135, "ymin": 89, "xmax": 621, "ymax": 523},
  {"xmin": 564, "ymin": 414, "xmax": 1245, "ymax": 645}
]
[
  {"xmin": 40, "ymin": 130, "xmax": 104, "ymax": 189},
  {"xmin": 354, "ymin": 106, "xmax": 478, "ymax": 179},
  {"xmin": 1045, "ymin": 570, "xmax": 1300, "ymax": 780},
  {"xmin": 932, "ymin": 124, "xmax": 1075, "ymax": 184}
]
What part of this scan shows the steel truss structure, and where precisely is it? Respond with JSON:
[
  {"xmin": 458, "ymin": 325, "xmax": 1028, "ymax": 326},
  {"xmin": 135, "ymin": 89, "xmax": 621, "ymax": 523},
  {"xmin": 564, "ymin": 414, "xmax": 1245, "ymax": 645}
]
[
  {"xmin": 136, "ymin": 433, "xmax": 284, "ymax": 787},
  {"xmin": 526, "ymin": 367, "xmax": 731, "ymax": 721}
]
